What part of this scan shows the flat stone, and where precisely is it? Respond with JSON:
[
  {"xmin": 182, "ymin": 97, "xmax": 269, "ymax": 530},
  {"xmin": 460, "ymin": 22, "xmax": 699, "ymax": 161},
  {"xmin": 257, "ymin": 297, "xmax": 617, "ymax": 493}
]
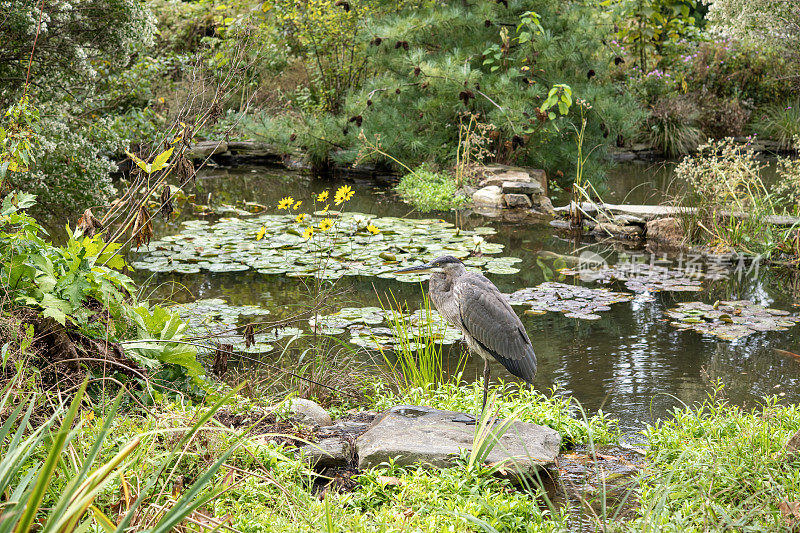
[
  {"xmin": 356, "ymin": 405, "xmax": 560, "ymax": 479},
  {"xmin": 481, "ymin": 165, "xmax": 547, "ymax": 194},
  {"xmin": 785, "ymin": 428, "xmax": 800, "ymax": 461},
  {"xmin": 472, "ymin": 186, "xmax": 504, "ymax": 207},
  {"xmin": 592, "ymin": 223, "xmax": 642, "ymax": 238},
  {"xmin": 186, "ymin": 140, "xmax": 229, "ymax": 159},
  {"xmin": 299, "ymin": 437, "xmax": 352, "ymax": 468},
  {"xmin": 503, "ymin": 193, "xmax": 532, "ymax": 209},
  {"xmin": 226, "ymin": 140, "xmax": 280, "ymax": 157},
  {"xmin": 318, "ymin": 419, "xmax": 373, "ymax": 439},
  {"xmin": 614, "ymin": 214, "xmax": 645, "ymax": 226},
  {"xmin": 290, "ymin": 398, "xmax": 332, "ymax": 427},
  {"xmin": 502, "ymin": 181, "xmax": 543, "ymax": 195}
]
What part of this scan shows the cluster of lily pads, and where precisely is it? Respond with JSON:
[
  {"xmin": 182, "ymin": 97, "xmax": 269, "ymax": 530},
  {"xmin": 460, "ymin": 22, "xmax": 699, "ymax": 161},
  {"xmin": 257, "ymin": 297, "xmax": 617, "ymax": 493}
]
[
  {"xmin": 131, "ymin": 213, "xmax": 521, "ymax": 281},
  {"xmin": 309, "ymin": 306, "xmax": 463, "ymax": 350},
  {"xmin": 506, "ymin": 282, "xmax": 634, "ymax": 320},
  {"xmin": 561, "ymin": 262, "xmax": 706, "ymax": 292},
  {"xmin": 665, "ymin": 301, "xmax": 800, "ymax": 341},
  {"xmin": 170, "ymin": 298, "xmax": 302, "ymax": 354}
]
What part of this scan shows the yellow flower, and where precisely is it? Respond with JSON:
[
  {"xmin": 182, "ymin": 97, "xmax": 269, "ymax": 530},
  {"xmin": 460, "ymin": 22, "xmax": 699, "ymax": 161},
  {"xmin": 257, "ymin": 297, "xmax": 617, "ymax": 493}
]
[
  {"xmin": 320, "ymin": 204, "xmax": 330, "ymax": 214},
  {"xmin": 302, "ymin": 226, "xmax": 314, "ymax": 240},
  {"xmin": 278, "ymin": 196, "xmax": 294, "ymax": 210},
  {"xmin": 334, "ymin": 184, "xmax": 354, "ymax": 205},
  {"xmin": 295, "ymin": 213, "xmax": 307, "ymax": 224},
  {"xmin": 366, "ymin": 223, "xmax": 380, "ymax": 235},
  {"xmin": 256, "ymin": 226, "xmax": 267, "ymax": 240},
  {"xmin": 317, "ymin": 190, "xmax": 329, "ymax": 202},
  {"xmin": 293, "ymin": 200, "xmax": 302, "ymax": 210},
  {"xmin": 319, "ymin": 218, "xmax": 334, "ymax": 231}
]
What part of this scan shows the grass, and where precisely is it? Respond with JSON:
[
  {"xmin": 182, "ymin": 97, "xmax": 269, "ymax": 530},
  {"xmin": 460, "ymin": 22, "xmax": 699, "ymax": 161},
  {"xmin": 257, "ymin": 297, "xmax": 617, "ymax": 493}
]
[
  {"xmin": 377, "ymin": 289, "xmax": 467, "ymax": 392},
  {"xmin": 631, "ymin": 388, "xmax": 800, "ymax": 531},
  {"xmin": 9, "ymin": 371, "xmax": 800, "ymax": 531},
  {"xmin": 755, "ymin": 101, "xmax": 800, "ymax": 150},
  {"xmin": 395, "ymin": 165, "xmax": 470, "ymax": 212}
]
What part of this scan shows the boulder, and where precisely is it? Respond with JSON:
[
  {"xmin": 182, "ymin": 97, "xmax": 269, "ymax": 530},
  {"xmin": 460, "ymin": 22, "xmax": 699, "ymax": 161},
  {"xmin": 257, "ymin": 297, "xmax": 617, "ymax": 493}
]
[
  {"xmin": 503, "ymin": 193, "xmax": 533, "ymax": 209},
  {"xmin": 299, "ymin": 437, "xmax": 352, "ymax": 468},
  {"xmin": 645, "ymin": 217, "xmax": 684, "ymax": 246},
  {"xmin": 501, "ymin": 181, "xmax": 543, "ymax": 195},
  {"xmin": 290, "ymin": 398, "xmax": 332, "ymax": 427},
  {"xmin": 472, "ymin": 186, "xmax": 504, "ymax": 207},
  {"xmin": 530, "ymin": 195, "xmax": 555, "ymax": 215},
  {"xmin": 356, "ymin": 405, "xmax": 560, "ymax": 479}
]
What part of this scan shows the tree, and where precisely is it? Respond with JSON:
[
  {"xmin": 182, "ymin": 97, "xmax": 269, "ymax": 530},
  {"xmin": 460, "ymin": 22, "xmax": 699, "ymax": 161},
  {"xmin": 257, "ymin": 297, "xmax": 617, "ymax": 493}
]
[{"xmin": 703, "ymin": 0, "xmax": 800, "ymax": 56}]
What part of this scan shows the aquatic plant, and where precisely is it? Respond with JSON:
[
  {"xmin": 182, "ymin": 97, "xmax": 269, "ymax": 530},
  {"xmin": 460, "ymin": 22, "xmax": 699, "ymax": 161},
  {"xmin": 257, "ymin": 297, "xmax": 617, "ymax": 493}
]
[
  {"xmin": 375, "ymin": 291, "xmax": 467, "ymax": 392},
  {"xmin": 132, "ymin": 211, "xmax": 519, "ymax": 281},
  {"xmin": 673, "ymin": 138, "xmax": 800, "ymax": 259},
  {"xmin": 507, "ymin": 282, "xmax": 633, "ymax": 320},
  {"xmin": 666, "ymin": 300, "xmax": 800, "ymax": 341}
]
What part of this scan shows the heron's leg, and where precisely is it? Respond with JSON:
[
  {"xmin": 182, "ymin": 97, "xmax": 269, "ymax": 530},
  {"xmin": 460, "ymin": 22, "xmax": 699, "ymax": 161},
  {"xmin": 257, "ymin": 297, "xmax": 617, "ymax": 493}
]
[{"xmin": 482, "ymin": 357, "xmax": 490, "ymax": 412}]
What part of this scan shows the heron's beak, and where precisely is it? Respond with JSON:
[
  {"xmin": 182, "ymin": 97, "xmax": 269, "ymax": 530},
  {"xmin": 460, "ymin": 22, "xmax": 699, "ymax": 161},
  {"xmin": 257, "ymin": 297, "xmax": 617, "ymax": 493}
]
[{"xmin": 394, "ymin": 262, "xmax": 435, "ymax": 274}]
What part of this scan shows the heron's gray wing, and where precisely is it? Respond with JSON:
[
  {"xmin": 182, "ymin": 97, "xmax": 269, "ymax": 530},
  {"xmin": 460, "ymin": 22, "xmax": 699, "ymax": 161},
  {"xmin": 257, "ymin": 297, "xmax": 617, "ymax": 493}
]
[{"xmin": 455, "ymin": 273, "xmax": 537, "ymax": 383}]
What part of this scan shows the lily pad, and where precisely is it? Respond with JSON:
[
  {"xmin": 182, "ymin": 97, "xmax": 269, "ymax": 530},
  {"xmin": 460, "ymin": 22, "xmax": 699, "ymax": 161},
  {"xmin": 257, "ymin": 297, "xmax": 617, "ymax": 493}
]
[
  {"xmin": 133, "ymin": 212, "xmax": 520, "ymax": 282},
  {"xmin": 169, "ymin": 298, "xmax": 300, "ymax": 354},
  {"xmin": 666, "ymin": 300, "xmax": 800, "ymax": 340},
  {"xmin": 561, "ymin": 262, "xmax": 707, "ymax": 292},
  {"xmin": 506, "ymin": 282, "xmax": 633, "ymax": 320},
  {"xmin": 309, "ymin": 306, "xmax": 463, "ymax": 349}
]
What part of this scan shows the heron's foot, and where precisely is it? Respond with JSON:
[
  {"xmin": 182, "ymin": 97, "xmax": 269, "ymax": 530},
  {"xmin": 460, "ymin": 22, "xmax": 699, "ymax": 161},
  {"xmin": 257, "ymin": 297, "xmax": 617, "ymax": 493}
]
[{"xmin": 451, "ymin": 413, "xmax": 477, "ymax": 425}]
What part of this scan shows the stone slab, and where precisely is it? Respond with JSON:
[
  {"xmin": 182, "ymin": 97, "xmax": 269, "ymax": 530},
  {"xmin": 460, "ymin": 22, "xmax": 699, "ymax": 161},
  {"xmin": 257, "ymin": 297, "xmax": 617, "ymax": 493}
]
[{"xmin": 356, "ymin": 405, "xmax": 560, "ymax": 478}]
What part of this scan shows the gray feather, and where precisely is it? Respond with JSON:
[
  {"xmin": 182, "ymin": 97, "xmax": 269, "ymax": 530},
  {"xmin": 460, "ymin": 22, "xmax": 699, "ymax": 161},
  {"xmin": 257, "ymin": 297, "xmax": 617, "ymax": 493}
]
[{"xmin": 454, "ymin": 273, "xmax": 537, "ymax": 383}]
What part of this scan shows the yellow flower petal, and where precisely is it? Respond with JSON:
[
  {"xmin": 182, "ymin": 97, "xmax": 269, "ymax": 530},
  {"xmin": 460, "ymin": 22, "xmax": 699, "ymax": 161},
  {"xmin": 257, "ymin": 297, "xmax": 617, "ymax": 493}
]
[
  {"xmin": 366, "ymin": 223, "xmax": 380, "ymax": 235},
  {"xmin": 319, "ymin": 218, "xmax": 334, "ymax": 231},
  {"xmin": 334, "ymin": 184, "xmax": 353, "ymax": 206},
  {"xmin": 293, "ymin": 200, "xmax": 302, "ymax": 210},
  {"xmin": 302, "ymin": 226, "xmax": 314, "ymax": 240},
  {"xmin": 256, "ymin": 226, "xmax": 267, "ymax": 240},
  {"xmin": 317, "ymin": 190, "xmax": 329, "ymax": 202},
  {"xmin": 295, "ymin": 213, "xmax": 308, "ymax": 224},
  {"xmin": 278, "ymin": 196, "xmax": 294, "ymax": 210}
]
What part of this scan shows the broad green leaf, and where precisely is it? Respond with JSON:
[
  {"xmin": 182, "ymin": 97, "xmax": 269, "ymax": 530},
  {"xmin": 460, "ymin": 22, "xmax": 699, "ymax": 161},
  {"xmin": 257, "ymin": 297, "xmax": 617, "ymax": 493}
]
[{"xmin": 151, "ymin": 147, "xmax": 174, "ymax": 172}]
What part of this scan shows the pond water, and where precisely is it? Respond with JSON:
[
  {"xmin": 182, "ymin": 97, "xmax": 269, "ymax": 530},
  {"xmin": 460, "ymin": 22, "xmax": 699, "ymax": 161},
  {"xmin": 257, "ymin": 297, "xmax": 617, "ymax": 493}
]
[{"xmin": 132, "ymin": 164, "xmax": 800, "ymax": 439}]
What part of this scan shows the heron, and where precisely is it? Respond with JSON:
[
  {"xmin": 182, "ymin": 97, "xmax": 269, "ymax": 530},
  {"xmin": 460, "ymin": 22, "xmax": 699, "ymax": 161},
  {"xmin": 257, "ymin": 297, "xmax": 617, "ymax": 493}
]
[{"xmin": 395, "ymin": 255, "xmax": 537, "ymax": 411}]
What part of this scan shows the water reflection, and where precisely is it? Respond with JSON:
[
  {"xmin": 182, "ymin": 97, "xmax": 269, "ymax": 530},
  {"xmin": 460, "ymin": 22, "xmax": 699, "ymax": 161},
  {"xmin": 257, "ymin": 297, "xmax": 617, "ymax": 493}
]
[{"xmin": 132, "ymin": 164, "xmax": 800, "ymax": 437}]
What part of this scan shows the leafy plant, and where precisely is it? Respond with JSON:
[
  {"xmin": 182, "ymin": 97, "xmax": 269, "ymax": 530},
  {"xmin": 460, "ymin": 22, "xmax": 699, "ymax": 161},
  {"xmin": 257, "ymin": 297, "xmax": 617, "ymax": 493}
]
[
  {"xmin": 0, "ymin": 194, "xmax": 205, "ymax": 391},
  {"xmin": 0, "ymin": 377, "xmax": 239, "ymax": 533},
  {"xmin": 395, "ymin": 166, "xmax": 468, "ymax": 212}
]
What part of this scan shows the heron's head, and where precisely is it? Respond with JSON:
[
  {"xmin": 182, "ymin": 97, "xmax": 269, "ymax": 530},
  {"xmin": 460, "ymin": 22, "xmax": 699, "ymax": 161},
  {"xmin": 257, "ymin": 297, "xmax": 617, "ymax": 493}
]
[{"xmin": 394, "ymin": 255, "xmax": 465, "ymax": 276}]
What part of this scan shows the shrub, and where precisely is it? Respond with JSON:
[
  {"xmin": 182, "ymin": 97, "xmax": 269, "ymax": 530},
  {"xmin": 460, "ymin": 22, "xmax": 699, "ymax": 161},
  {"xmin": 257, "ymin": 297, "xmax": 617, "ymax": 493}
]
[
  {"xmin": 697, "ymin": 95, "xmax": 751, "ymax": 139},
  {"xmin": 395, "ymin": 166, "xmax": 468, "ymax": 212}
]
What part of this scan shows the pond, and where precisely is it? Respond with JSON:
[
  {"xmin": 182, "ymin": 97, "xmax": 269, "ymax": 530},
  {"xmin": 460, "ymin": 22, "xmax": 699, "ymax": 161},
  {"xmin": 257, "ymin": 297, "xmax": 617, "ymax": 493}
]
[{"xmin": 131, "ymin": 164, "xmax": 800, "ymax": 439}]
